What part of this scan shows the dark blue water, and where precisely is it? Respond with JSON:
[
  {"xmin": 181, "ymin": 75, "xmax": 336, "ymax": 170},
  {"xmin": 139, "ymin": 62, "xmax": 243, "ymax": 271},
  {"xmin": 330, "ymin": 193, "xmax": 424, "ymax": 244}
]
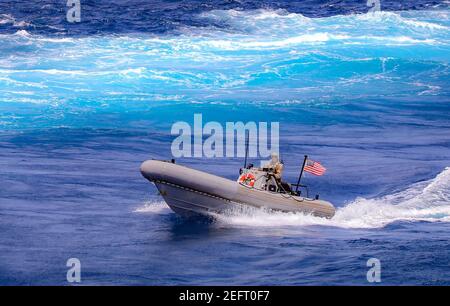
[{"xmin": 1, "ymin": 1, "xmax": 450, "ymax": 285}]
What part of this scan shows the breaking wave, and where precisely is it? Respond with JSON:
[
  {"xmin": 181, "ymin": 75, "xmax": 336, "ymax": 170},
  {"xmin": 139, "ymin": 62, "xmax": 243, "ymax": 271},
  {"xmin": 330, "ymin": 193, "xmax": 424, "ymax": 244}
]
[{"xmin": 1, "ymin": 8, "xmax": 449, "ymax": 130}]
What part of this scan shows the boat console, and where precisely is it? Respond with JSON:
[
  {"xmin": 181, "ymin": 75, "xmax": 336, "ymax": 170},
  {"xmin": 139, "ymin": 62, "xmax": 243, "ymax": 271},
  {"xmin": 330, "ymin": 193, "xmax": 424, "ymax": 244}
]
[{"xmin": 238, "ymin": 166, "xmax": 296, "ymax": 195}]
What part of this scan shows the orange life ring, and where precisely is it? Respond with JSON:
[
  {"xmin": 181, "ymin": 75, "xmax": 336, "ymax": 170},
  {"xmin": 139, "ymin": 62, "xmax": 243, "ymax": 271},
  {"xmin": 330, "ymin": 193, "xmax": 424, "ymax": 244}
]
[{"xmin": 239, "ymin": 173, "xmax": 255, "ymax": 187}]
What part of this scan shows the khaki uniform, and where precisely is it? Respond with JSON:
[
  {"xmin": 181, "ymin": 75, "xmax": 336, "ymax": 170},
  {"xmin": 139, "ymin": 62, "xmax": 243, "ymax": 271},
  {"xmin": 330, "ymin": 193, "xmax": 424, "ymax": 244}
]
[{"xmin": 266, "ymin": 161, "xmax": 284, "ymax": 180}]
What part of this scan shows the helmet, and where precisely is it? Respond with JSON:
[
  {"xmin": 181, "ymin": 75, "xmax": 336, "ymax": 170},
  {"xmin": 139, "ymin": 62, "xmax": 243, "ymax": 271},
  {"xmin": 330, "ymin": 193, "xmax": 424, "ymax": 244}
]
[{"xmin": 270, "ymin": 152, "xmax": 279, "ymax": 163}]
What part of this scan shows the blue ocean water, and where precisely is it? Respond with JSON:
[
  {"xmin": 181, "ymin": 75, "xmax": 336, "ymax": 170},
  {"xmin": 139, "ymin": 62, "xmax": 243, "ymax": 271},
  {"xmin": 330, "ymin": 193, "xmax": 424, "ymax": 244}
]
[{"xmin": 0, "ymin": 1, "xmax": 450, "ymax": 285}]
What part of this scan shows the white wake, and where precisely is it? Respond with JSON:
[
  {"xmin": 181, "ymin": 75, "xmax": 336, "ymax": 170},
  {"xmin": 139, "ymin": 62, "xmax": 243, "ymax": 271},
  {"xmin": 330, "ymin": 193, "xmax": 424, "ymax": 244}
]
[
  {"xmin": 213, "ymin": 167, "xmax": 450, "ymax": 229},
  {"xmin": 134, "ymin": 200, "xmax": 171, "ymax": 214}
]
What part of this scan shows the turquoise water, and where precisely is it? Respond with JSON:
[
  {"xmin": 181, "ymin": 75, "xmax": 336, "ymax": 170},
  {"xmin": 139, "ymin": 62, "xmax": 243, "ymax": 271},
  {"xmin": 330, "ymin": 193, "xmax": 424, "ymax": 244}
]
[{"xmin": 1, "ymin": 9, "xmax": 449, "ymax": 130}]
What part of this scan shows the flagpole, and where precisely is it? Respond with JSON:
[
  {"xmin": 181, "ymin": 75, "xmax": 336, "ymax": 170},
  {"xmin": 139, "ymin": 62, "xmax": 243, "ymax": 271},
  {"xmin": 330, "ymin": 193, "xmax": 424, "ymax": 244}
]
[{"xmin": 295, "ymin": 155, "xmax": 308, "ymax": 193}]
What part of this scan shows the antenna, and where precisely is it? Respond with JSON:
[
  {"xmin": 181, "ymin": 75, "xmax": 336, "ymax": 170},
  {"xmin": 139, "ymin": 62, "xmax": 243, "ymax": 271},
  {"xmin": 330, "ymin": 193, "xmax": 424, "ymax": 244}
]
[{"xmin": 243, "ymin": 130, "xmax": 249, "ymax": 169}]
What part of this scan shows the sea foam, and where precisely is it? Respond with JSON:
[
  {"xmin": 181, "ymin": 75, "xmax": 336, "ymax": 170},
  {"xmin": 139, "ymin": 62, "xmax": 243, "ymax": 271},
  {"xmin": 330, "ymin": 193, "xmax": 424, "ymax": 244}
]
[{"xmin": 211, "ymin": 168, "xmax": 450, "ymax": 229}]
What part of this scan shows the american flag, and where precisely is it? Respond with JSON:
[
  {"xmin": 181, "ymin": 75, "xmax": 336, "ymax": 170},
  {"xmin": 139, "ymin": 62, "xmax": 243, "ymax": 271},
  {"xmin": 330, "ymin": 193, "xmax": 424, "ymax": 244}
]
[{"xmin": 304, "ymin": 159, "xmax": 326, "ymax": 176}]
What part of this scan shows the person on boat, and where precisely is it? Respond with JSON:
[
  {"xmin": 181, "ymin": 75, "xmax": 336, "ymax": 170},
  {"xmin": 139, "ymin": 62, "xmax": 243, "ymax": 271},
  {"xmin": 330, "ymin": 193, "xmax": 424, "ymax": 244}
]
[
  {"xmin": 265, "ymin": 152, "xmax": 284, "ymax": 180},
  {"xmin": 265, "ymin": 152, "xmax": 293, "ymax": 193}
]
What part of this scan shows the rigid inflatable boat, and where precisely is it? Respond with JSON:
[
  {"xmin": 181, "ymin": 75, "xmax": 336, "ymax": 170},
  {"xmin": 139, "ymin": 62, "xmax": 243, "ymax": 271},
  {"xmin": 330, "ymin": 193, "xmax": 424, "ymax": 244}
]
[{"xmin": 140, "ymin": 159, "xmax": 336, "ymax": 219}]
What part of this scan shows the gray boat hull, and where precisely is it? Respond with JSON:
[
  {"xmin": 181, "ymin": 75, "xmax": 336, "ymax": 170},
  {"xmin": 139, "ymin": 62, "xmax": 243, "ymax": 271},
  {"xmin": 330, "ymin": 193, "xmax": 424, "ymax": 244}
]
[
  {"xmin": 152, "ymin": 180, "xmax": 240, "ymax": 218},
  {"xmin": 140, "ymin": 160, "xmax": 335, "ymax": 219}
]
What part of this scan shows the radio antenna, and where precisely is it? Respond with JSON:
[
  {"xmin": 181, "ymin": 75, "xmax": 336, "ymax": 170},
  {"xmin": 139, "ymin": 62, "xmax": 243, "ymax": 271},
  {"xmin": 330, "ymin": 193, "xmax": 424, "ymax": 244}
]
[{"xmin": 243, "ymin": 130, "xmax": 249, "ymax": 169}]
